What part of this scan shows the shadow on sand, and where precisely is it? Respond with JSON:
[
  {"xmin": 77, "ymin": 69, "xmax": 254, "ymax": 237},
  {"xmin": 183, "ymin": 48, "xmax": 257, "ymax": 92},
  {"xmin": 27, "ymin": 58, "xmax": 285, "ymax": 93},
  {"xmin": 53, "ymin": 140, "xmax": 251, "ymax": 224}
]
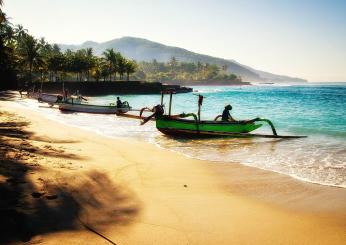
[{"xmin": 0, "ymin": 110, "xmax": 141, "ymax": 244}]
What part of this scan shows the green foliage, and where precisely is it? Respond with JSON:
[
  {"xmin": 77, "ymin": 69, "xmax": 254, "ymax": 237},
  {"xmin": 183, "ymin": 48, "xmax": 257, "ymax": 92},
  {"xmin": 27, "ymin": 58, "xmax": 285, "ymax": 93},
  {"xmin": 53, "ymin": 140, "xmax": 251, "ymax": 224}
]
[
  {"xmin": 136, "ymin": 57, "xmax": 241, "ymax": 83},
  {"xmin": 0, "ymin": 13, "xmax": 138, "ymax": 88},
  {"xmin": 0, "ymin": 3, "xmax": 239, "ymax": 89}
]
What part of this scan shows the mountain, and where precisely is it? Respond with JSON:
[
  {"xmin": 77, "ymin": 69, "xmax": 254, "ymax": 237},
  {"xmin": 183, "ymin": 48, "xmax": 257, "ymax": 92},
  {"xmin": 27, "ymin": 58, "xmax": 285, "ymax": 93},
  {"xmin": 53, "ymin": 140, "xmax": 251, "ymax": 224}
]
[{"xmin": 59, "ymin": 36, "xmax": 307, "ymax": 83}]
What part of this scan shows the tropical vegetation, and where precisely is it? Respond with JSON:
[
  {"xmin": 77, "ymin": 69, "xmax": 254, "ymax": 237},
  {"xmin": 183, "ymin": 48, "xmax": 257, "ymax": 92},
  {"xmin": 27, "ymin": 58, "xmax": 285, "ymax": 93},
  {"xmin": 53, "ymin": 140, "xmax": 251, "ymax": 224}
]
[
  {"xmin": 0, "ymin": 1, "xmax": 241, "ymax": 90},
  {"xmin": 0, "ymin": 3, "xmax": 138, "ymax": 90},
  {"xmin": 136, "ymin": 57, "xmax": 241, "ymax": 83}
]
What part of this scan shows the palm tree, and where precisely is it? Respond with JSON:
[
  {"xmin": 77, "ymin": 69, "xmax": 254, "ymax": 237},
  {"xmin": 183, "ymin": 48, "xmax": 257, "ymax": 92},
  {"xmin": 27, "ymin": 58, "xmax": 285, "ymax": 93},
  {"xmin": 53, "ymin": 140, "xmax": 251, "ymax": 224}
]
[
  {"xmin": 103, "ymin": 48, "xmax": 116, "ymax": 81},
  {"xmin": 117, "ymin": 54, "xmax": 126, "ymax": 80},
  {"xmin": 17, "ymin": 35, "xmax": 44, "ymax": 83},
  {"xmin": 124, "ymin": 60, "xmax": 137, "ymax": 81},
  {"xmin": 90, "ymin": 57, "xmax": 104, "ymax": 82},
  {"xmin": 85, "ymin": 47, "xmax": 94, "ymax": 81},
  {"xmin": 15, "ymin": 24, "xmax": 27, "ymax": 40}
]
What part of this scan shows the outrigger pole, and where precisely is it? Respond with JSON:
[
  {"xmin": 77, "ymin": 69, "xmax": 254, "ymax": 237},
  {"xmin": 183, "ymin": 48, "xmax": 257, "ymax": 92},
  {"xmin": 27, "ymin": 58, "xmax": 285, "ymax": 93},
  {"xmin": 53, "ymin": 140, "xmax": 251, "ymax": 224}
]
[{"xmin": 161, "ymin": 90, "xmax": 176, "ymax": 117}]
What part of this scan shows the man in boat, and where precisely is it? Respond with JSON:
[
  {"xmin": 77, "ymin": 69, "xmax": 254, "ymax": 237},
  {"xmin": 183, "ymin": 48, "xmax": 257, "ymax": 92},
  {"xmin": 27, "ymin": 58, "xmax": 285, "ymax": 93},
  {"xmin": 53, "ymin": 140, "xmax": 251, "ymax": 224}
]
[
  {"xmin": 116, "ymin": 97, "xmax": 123, "ymax": 108},
  {"xmin": 222, "ymin": 104, "xmax": 236, "ymax": 122}
]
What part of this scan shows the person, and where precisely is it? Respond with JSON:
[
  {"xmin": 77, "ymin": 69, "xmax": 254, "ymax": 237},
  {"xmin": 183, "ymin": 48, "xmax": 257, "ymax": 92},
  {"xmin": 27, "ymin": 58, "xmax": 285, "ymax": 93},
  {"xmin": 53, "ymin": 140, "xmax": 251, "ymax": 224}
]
[
  {"xmin": 116, "ymin": 97, "xmax": 122, "ymax": 108},
  {"xmin": 63, "ymin": 89, "xmax": 69, "ymax": 101},
  {"xmin": 221, "ymin": 104, "xmax": 235, "ymax": 121}
]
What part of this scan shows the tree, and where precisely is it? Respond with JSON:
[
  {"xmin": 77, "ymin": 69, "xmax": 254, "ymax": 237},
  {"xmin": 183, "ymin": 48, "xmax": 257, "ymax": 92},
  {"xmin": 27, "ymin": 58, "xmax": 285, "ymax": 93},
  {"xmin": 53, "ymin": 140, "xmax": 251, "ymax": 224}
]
[
  {"xmin": 15, "ymin": 24, "xmax": 27, "ymax": 40},
  {"xmin": 17, "ymin": 34, "xmax": 44, "ymax": 83},
  {"xmin": 117, "ymin": 54, "xmax": 126, "ymax": 80},
  {"xmin": 47, "ymin": 53, "xmax": 64, "ymax": 81},
  {"xmin": 169, "ymin": 56, "xmax": 178, "ymax": 71},
  {"xmin": 0, "ymin": 9, "xmax": 17, "ymax": 89},
  {"xmin": 103, "ymin": 48, "xmax": 117, "ymax": 81},
  {"xmin": 124, "ymin": 60, "xmax": 137, "ymax": 81},
  {"xmin": 85, "ymin": 47, "xmax": 95, "ymax": 81},
  {"xmin": 91, "ymin": 57, "xmax": 108, "ymax": 82}
]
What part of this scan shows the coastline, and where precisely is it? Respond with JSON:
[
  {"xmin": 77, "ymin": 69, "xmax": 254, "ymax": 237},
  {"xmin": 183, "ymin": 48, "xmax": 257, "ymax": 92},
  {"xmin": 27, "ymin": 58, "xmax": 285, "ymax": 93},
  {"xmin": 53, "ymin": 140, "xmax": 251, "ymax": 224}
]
[{"xmin": 1, "ymin": 93, "xmax": 345, "ymax": 244}]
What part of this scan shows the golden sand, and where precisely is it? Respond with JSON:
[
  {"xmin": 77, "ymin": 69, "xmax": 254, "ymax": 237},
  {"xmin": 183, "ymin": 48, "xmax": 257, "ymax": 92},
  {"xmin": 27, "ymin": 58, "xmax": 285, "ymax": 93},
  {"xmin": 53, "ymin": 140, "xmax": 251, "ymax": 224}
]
[{"xmin": 0, "ymin": 94, "xmax": 345, "ymax": 244}]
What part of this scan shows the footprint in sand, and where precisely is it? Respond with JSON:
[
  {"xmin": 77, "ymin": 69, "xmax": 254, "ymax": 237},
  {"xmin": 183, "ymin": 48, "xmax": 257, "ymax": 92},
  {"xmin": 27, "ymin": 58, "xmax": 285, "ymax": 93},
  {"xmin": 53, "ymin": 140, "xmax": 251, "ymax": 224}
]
[
  {"xmin": 31, "ymin": 192, "xmax": 45, "ymax": 198},
  {"xmin": 45, "ymin": 194, "xmax": 58, "ymax": 200}
]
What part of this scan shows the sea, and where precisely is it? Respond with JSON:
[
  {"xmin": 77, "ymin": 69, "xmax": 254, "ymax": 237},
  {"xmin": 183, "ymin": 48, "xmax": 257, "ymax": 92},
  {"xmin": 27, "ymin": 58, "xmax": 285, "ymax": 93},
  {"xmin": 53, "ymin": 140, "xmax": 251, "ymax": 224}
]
[{"xmin": 17, "ymin": 83, "xmax": 346, "ymax": 188}]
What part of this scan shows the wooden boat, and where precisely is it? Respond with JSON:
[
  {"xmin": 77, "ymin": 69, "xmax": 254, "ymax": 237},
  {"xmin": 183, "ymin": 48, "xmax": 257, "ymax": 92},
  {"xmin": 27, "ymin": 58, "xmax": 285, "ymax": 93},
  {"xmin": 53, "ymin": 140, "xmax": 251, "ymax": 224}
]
[
  {"xmin": 26, "ymin": 90, "xmax": 60, "ymax": 104},
  {"xmin": 141, "ymin": 91, "xmax": 306, "ymax": 139},
  {"xmin": 58, "ymin": 98, "xmax": 131, "ymax": 114},
  {"xmin": 38, "ymin": 93, "xmax": 60, "ymax": 104},
  {"xmin": 155, "ymin": 115, "xmax": 262, "ymax": 137}
]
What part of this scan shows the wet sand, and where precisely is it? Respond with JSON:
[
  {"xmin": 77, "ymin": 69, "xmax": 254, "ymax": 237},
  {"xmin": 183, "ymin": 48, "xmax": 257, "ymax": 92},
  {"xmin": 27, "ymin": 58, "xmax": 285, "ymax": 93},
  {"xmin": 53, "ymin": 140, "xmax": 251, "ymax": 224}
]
[{"xmin": 0, "ymin": 92, "xmax": 345, "ymax": 244}]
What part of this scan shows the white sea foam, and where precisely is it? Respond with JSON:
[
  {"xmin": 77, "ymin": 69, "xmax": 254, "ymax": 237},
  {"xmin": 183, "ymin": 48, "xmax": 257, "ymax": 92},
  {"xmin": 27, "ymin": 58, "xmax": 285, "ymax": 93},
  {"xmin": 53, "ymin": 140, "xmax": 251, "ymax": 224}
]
[{"xmin": 15, "ymin": 97, "xmax": 346, "ymax": 188}]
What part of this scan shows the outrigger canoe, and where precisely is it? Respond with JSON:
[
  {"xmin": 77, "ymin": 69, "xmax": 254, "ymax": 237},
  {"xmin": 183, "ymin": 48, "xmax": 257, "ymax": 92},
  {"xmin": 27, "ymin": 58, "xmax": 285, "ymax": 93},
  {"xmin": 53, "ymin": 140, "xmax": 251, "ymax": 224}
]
[
  {"xmin": 26, "ymin": 91, "xmax": 60, "ymax": 104},
  {"xmin": 58, "ymin": 98, "xmax": 131, "ymax": 114},
  {"xmin": 141, "ymin": 91, "xmax": 306, "ymax": 139}
]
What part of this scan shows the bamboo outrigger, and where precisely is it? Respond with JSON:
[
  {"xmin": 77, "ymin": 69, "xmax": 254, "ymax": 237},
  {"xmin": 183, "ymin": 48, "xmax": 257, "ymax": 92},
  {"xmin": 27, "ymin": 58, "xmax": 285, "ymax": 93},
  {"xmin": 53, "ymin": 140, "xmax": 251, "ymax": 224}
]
[{"xmin": 140, "ymin": 90, "xmax": 307, "ymax": 139}]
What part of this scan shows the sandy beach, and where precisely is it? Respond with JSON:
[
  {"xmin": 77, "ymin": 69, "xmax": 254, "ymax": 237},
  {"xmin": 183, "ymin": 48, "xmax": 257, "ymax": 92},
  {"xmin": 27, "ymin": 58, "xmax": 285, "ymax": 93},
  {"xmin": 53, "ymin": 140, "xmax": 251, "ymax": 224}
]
[{"xmin": 0, "ymin": 92, "xmax": 345, "ymax": 245}]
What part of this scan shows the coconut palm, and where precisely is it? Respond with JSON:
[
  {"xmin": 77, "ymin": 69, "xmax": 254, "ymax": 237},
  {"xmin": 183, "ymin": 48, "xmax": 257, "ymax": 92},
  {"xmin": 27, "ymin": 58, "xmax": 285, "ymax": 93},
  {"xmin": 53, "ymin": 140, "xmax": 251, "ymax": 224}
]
[
  {"xmin": 103, "ymin": 48, "xmax": 116, "ymax": 81},
  {"xmin": 117, "ymin": 54, "xmax": 126, "ymax": 80},
  {"xmin": 17, "ymin": 35, "xmax": 44, "ymax": 82},
  {"xmin": 124, "ymin": 60, "xmax": 137, "ymax": 81},
  {"xmin": 15, "ymin": 24, "xmax": 27, "ymax": 40},
  {"xmin": 85, "ymin": 47, "xmax": 95, "ymax": 81}
]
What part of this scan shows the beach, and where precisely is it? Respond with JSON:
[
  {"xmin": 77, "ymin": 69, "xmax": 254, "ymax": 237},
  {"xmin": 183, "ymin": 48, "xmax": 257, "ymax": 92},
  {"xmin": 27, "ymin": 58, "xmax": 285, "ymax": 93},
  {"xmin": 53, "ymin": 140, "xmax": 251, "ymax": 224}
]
[{"xmin": 1, "ymin": 92, "xmax": 345, "ymax": 244}]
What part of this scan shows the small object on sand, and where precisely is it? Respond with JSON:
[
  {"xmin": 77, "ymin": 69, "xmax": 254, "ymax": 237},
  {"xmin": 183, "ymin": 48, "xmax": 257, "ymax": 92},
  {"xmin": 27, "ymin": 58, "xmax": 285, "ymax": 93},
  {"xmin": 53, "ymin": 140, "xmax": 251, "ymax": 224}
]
[
  {"xmin": 45, "ymin": 194, "xmax": 58, "ymax": 200},
  {"xmin": 184, "ymin": 184, "xmax": 187, "ymax": 188},
  {"xmin": 31, "ymin": 192, "xmax": 44, "ymax": 198}
]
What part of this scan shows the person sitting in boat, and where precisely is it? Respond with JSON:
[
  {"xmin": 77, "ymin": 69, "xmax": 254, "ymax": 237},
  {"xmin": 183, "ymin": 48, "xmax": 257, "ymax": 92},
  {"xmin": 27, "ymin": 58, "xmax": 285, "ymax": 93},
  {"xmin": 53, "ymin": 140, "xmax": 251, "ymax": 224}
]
[
  {"xmin": 222, "ymin": 104, "xmax": 236, "ymax": 122},
  {"xmin": 116, "ymin": 97, "xmax": 123, "ymax": 108}
]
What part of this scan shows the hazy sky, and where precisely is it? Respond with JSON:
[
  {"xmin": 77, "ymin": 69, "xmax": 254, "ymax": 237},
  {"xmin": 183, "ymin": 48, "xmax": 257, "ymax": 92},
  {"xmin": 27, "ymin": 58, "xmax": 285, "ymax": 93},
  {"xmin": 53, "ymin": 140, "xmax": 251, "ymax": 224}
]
[{"xmin": 3, "ymin": 0, "xmax": 346, "ymax": 82}]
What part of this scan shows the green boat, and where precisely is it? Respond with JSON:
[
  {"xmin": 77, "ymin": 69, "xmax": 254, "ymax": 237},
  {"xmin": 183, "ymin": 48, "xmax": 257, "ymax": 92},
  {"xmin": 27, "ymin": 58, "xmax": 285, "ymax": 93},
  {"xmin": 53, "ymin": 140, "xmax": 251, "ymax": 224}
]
[
  {"xmin": 141, "ymin": 90, "xmax": 306, "ymax": 139},
  {"xmin": 155, "ymin": 116, "xmax": 262, "ymax": 137}
]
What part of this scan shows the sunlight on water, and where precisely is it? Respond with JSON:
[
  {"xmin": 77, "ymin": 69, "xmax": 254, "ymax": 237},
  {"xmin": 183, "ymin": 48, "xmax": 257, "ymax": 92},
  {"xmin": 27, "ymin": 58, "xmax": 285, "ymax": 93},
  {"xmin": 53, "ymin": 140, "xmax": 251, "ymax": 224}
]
[{"xmin": 16, "ymin": 84, "xmax": 346, "ymax": 187}]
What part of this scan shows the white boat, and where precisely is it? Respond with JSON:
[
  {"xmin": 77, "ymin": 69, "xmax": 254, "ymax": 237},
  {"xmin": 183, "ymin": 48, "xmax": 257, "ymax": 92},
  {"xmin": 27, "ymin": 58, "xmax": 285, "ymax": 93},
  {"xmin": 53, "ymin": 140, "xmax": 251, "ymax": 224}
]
[
  {"xmin": 38, "ymin": 93, "xmax": 60, "ymax": 104},
  {"xmin": 58, "ymin": 99, "xmax": 131, "ymax": 114},
  {"xmin": 26, "ymin": 91, "xmax": 59, "ymax": 104}
]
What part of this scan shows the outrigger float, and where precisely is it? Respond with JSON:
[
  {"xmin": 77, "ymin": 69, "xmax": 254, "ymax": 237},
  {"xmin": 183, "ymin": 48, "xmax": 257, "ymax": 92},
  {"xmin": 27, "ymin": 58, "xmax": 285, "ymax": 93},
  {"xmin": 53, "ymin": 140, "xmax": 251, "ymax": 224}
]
[{"xmin": 140, "ymin": 90, "xmax": 306, "ymax": 139}]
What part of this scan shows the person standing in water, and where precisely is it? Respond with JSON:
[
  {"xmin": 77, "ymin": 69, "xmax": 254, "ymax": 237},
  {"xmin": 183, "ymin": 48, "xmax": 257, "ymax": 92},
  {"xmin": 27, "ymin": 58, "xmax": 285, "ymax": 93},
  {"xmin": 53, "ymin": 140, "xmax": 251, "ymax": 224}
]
[{"xmin": 222, "ymin": 104, "xmax": 236, "ymax": 121}]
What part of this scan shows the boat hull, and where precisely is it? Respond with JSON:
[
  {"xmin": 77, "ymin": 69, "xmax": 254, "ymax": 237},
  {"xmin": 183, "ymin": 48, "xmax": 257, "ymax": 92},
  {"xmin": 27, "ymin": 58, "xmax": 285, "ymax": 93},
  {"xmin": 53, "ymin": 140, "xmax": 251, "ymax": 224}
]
[
  {"xmin": 58, "ymin": 103, "xmax": 130, "ymax": 114},
  {"xmin": 27, "ymin": 92, "xmax": 58, "ymax": 104},
  {"xmin": 156, "ymin": 116, "xmax": 262, "ymax": 137},
  {"xmin": 38, "ymin": 93, "xmax": 59, "ymax": 104}
]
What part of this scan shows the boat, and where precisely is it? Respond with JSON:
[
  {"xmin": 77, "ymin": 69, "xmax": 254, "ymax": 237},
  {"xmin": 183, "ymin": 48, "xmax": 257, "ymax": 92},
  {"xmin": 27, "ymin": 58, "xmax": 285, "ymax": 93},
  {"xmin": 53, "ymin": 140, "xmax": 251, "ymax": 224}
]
[
  {"xmin": 38, "ymin": 93, "xmax": 60, "ymax": 104},
  {"xmin": 141, "ymin": 90, "xmax": 306, "ymax": 139},
  {"xmin": 58, "ymin": 97, "xmax": 131, "ymax": 114},
  {"xmin": 26, "ymin": 89, "xmax": 61, "ymax": 105}
]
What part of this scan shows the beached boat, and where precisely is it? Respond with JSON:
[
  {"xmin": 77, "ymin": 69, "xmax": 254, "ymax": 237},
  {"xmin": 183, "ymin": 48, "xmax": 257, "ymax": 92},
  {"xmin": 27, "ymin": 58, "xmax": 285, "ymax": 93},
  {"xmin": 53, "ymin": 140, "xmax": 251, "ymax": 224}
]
[
  {"xmin": 26, "ymin": 90, "xmax": 60, "ymax": 104},
  {"xmin": 38, "ymin": 93, "xmax": 60, "ymax": 104},
  {"xmin": 58, "ymin": 98, "xmax": 131, "ymax": 114},
  {"xmin": 141, "ymin": 91, "xmax": 306, "ymax": 139}
]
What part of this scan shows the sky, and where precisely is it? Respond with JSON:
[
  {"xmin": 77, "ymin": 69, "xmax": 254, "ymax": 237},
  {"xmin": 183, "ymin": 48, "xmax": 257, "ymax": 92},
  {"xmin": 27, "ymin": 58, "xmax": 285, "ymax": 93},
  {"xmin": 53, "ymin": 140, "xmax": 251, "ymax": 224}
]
[{"xmin": 3, "ymin": 0, "xmax": 346, "ymax": 82}]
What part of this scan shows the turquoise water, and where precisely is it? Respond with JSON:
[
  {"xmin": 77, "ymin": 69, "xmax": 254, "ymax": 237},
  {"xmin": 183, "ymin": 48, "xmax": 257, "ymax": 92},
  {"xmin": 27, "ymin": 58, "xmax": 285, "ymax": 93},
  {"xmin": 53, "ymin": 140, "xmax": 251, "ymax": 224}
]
[{"xmin": 18, "ymin": 84, "xmax": 346, "ymax": 187}]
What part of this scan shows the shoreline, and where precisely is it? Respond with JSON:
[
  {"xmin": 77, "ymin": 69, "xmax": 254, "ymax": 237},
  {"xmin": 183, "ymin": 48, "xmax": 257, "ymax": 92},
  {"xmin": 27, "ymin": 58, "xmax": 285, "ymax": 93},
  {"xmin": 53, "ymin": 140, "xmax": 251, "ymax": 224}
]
[
  {"xmin": 16, "ymin": 93, "xmax": 346, "ymax": 189},
  {"xmin": 1, "ymin": 93, "xmax": 345, "ymax": 244}
]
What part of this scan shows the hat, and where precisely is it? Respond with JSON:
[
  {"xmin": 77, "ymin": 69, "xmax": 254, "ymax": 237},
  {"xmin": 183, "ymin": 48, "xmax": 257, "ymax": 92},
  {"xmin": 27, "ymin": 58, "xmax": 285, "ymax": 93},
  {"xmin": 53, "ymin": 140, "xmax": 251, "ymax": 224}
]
[{"xmin": 225, "ymin": 104, "xmax": 232, "ymax": 110}]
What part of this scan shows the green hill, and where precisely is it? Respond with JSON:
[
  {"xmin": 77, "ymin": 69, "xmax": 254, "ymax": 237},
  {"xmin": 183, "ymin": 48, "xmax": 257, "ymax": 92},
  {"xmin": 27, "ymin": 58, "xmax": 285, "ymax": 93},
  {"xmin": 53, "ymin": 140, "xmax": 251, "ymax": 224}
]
[{"xmin": 59, "ymin": 37, "xmax": 307, "ymax": 83}]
